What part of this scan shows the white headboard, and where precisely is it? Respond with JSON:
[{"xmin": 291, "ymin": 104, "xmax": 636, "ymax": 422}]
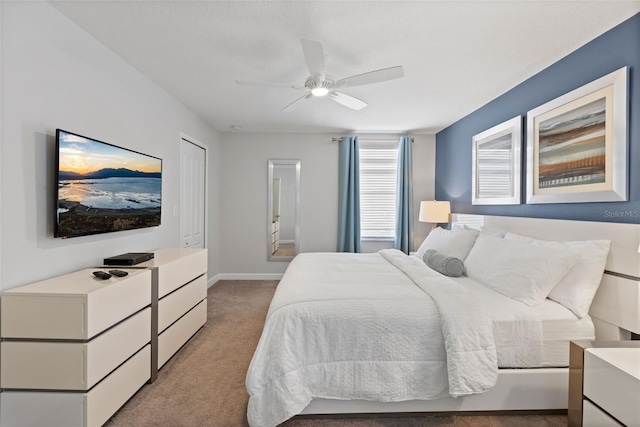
[{"xmin": 451, "ymin": 214, "xmax": 640, "ymax": 339}]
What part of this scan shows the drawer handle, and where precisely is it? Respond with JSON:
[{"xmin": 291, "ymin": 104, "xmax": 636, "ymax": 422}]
[
  {"xmin": 82, "ymin": 302, "xmax": 87, "ymax": 334},
  {"xmin": 81, "ymin": 348, "xmax": 86, "ymax": 386}
]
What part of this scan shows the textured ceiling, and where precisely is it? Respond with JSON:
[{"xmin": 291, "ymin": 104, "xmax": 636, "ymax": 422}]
[{"xmin": 51, "ymin": 1, "xmax": 640, "ymax": 134}]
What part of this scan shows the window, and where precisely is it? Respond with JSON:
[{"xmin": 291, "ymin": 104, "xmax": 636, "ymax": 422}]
[{"xmin": 359, "ymin": 140, "xmax": 399, "ymax": 240}]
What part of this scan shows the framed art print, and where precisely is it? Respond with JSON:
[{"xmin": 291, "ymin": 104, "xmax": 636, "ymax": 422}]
[
  {"xmin": 472, "ymin": 116, "xmax": 522, "ymax": 205},
  {"xmin": 526, "ymin": 67, "xmax": 628, "ymax": 204}
]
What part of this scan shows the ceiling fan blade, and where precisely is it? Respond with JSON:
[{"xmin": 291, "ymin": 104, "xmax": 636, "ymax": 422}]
[
  {"xmin": 301, "ymin": 39, "xmax": 326, "ymax": 81},
  {"xmin": 335, "ymin": 66, "xmax": 404, "ymax": 88},
  {"xmin": 236, "ymin": 80, "xmax": 306, "ymax": 91},
  {"xmin": 329, "ymin": 91, "xmax": 367, "ymax": 111},
  {"xmin": 282, "ymin": 94, "xmax": 313, "ymax": 112}
]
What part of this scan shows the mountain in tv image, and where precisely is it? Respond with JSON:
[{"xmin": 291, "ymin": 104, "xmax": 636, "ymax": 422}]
[
  {"xmin": 59, "ymin": 167, "xmax": 162, "ymax": 180},
  {"xmin": 56, "ymin": 169, "xmax": 162, "ymax": 237}
]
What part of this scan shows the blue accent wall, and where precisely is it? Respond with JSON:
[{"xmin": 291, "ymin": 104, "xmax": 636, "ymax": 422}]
[{"xmin": 435, "ymin": 13, "xmax": 640, "ymax": 223}]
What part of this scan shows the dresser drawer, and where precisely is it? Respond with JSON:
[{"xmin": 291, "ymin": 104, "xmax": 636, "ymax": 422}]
[
  {"xmin": 158, "ymin": 275, "xmax": 206, "ymax": 333},
  {"xmin": 158, "ymin": 299, "xmax": 207, "ymax": 368},
  {"xmin": 147, "ymin": 248, "xmax": 207, "ymax": 298},
  {"xmin": 583, "ymin": 400, "xmax": 622, "ymax": 427},
  {"xmin": 0, "ymin": 345, "xmax": 150, "ymax": 427},
  {"xmin": 1, "ymin": 269, "xmax": 151, "ymax": 340},
  {"xmin": 85, "ymin": 344, "xmax": 150, "ymax": 426},
  {"xmin": 584, "ymin": 348, "xmax": 640, "ymax": 426},
  {"xmin": 2, "ymin": 308, "xmax": 150, "ymax": 390}
]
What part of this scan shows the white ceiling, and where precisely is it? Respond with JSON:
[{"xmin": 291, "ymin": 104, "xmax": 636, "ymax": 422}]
[{"xmin": 51, "ymin": 1, "xmax": 640, "ymax": 135}]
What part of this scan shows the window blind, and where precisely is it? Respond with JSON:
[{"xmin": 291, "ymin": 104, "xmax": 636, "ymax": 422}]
[
  {"xmin": 359, "ymin": 141, "xmax": 399, "ymax": 240},
  {"xmin": 476, "ymin": 149, "xmax": 513, "ymax": 198}
]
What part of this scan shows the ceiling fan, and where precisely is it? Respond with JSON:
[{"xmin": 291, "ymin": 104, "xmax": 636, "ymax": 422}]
[{"xmin": 236, "ymin": 39, "xmax": 404, "ymax": 112}]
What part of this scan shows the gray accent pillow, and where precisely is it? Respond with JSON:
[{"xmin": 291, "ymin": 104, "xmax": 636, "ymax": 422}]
[{"xmin": 423, "ymin": 249, "xmax": 465, "ymax": 277}]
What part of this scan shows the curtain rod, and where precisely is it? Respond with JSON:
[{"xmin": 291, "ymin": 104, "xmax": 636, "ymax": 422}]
[{"xmin": 331, "ymin": 137, "xmax": 414, "ymax": 143}]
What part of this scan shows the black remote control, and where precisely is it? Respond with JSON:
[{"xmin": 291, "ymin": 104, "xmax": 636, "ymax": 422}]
[
  {"xmin": 93, "ymin": 271, "xmax": 112, "ymax": 280},
  {"xmin": 109, "ymin": 270, "xmax": 129, "ymax": 277}
]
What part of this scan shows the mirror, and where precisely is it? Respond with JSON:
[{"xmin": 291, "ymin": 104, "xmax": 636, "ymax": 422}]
[{"xmin": 267, "ymin": 160, "xmax": 300, "ymax": 261}]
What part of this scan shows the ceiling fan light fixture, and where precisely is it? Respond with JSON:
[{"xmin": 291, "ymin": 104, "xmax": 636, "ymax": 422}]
[
  {"xmin": 311, "ymin": 87, "xmax": 329, "ymax": 97},
  {"xmin": 305, "ymin": 75, "xmax": 334, "ymax": 97}
]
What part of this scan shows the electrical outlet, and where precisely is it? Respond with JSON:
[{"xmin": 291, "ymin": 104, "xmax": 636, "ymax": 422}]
[{"xmin": 173, "ymin": 206, "xmax": 178, "ymax": 217}]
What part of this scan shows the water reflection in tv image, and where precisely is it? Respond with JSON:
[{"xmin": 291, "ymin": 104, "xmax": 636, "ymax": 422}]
[{"xmin": 55, "ymin": 129, "xmax": 162, "ymax": 238}]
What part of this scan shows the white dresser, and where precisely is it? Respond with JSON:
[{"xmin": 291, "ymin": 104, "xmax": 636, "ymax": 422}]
[
  {"xmin": 0, "ymin": 247, "xmax": 208, "ymax": 426},
  {"xmin": 583, "ymin": 347, "xmax": 640, "ymax": 427},
  {"xmin": 0, "ymin": 268, "xmax": 152, "ymax": 427}
]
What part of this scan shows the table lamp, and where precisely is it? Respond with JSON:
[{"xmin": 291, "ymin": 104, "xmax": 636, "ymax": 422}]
[{"xmin": 418, "ymin": 201, "xmax": 451, "ymax": 229}]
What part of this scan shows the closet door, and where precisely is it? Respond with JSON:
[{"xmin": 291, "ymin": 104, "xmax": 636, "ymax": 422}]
[{"xmin": 180, "ymin": 137, "xmax": 206, "ymax": 249}]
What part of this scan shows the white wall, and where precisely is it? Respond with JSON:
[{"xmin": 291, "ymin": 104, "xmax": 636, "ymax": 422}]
[
  {"xmin": 219, "ymin": 133, "xmax": 435, "ymax": 277},
  {"xmin": 0, "ymin": 2, "xmax": 221, "ymax": 290},
  {"xmin": 219, "ymin": 133, "xmax": 337, "ymax": 277}
]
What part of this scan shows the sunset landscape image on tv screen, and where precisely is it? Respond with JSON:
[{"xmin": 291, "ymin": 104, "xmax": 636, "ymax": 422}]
[{"xmin": 55, "ymin": 130, "xmax": 162, "ymax": 238}]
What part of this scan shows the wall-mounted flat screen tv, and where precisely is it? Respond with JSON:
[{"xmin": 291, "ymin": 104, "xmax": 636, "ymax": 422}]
[{"xmin": 55, "ymin": 129, "xmax": 162, "ymax": 238}]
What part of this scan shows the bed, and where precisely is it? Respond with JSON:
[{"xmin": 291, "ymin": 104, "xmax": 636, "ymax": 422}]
[{"xmin": 246, "ymin": 214, "xmax": 640, "ymax": 427}]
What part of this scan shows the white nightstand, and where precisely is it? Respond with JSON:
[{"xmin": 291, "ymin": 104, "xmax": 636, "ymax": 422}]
[
  {"xmin": 583, "ymin": 347, "xmax": 640, "ymax": 426},
  {"xmin": 569, "ymin": 340, "xmax": 640, "ymax": 427}
]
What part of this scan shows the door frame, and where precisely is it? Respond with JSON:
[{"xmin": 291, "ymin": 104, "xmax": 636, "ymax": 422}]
[{"xmin": 179, "ymin": 132, "xmax": 208, "ymax": 249}]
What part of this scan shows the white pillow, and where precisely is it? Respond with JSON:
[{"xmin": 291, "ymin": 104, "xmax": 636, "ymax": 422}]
[
  {"xmin": 415, "ymin": 226, "xmax": 479, "ymax": 261},
  {"xmin": 479, "ymin": 226, "xmax": 506, "ymax": 238},
  {"xmin": 465, "ymin": 234, "xmax": 581, "ymax": 306},
  {"xmin": 457, "ymin": 224, "xmax": 505, "ymax": 237},
  {"xmin": 504, "ymin": 232, "xmax": 610, "ymax": 318}
]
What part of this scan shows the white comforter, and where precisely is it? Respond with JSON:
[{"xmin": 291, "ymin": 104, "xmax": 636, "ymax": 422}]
[{"xmin": 246, "ymin": 250, "xmax": 541, "ymax": 427}]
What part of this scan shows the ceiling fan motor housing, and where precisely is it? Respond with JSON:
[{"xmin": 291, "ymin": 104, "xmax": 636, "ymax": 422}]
[{"xmin": 305, "ymin": 76, "xmax": 334, "ymax": 91}]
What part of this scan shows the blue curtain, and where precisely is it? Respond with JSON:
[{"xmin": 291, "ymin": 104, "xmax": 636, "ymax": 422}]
[
  {"xmin": 394, "ymin": 136, "xmax": 413, "ymax": 254},
  {"xmin": 337, "ymin": 136, "xmax": 361, "ymax": 252}
]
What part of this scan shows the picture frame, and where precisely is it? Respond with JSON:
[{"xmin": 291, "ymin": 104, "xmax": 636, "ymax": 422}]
[
  {"xmin": 472, "ymin": 116, "xmax": 522, "ymax": 205},
  {"xmin": 526, "ymin": 67, "xmax": 628, "ymax": 204}
]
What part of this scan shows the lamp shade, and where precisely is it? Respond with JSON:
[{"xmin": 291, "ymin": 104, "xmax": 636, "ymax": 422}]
[{"xmin": 419, "ymin": 201, "xmax": 451, "ymax": 223}]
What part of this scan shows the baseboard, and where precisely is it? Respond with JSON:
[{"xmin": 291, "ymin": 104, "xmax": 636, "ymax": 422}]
[
  {"xmin": 214, "ymin": 273, "xmax": 284, "ymax": 281},
  {"xmin": 207, "ymin": 274, "xmax": 221, "ymax": 288}
]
